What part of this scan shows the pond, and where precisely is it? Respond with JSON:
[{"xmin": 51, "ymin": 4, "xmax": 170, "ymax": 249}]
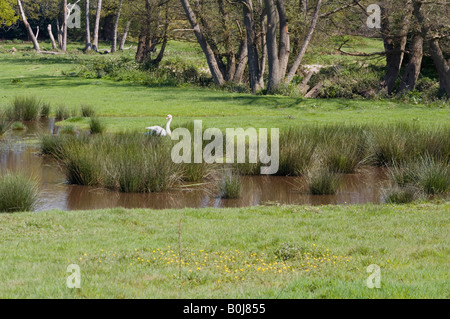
[{"xmin": 0, "ymin": 120, "xmax": 390, "ymax": 211}]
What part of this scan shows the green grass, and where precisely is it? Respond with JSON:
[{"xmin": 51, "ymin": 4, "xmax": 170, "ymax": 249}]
[
  {"xmin": 0, "ymin": 42, "xmax": 448, "ymax": 134},
  {"xmin": 0, "ymin": 203, "xmax": 448, "ymax": 298}
]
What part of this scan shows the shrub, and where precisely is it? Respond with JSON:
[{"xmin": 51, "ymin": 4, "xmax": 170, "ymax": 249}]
[{"xmin": 0, "ymin": 172, "xmax": 38, "ymax": 213}]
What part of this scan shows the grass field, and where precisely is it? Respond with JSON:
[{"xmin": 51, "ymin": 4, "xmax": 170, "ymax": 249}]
[
  {"xmin": 0, "ymin": 203, "xmax": 448, "ymax": 298},
  {"xmin": 0, "ymin": 38, "xmax": 449, "ymax": 299},
  {"xmin": 1, "ymin": 40, "xmax": 448, "ymax": 133}
]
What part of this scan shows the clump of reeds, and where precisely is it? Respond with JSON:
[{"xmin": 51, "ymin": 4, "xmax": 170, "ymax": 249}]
[
  {"xmin": 382, "ymin": 185, "xmax": 423, "ymax": 204},
  {"xmin": 218, "ymin": 172, "xmax": 242, "ymax": 199},
  {"xmin": 40, "ymin": 103, "xmax": 51, "ymax": 118},
  {"xmin": 277, "ymin": 126, "xmax": 316, "ymax": 176},
  {"xmin": 11, "ymin": 121, "xmax": 26, "ymax": 131},
  {"xmin": 81, "ymin": 104, "xmax": 96, "ymax": 117},
  {"xmin": 0, "ymin": 171, "xmax": 39, "ymax": 213},
  {"xmin": 40, "ymin": 132, "xmax": 184, "ymax": 193},
  {"xmin": 7, "ymin": 96, "xmax": 42, "ymax": 121},
  {"xmin": 89, "ymin": 117, "xmax": 105, "ymax": 134},
  {"xmin": 306, "ymin": 168, "xmax": 342, "ymax": 195},
  {"xmin": 388, "ymin": 155, "xmax": 449, "ymax": 195}
]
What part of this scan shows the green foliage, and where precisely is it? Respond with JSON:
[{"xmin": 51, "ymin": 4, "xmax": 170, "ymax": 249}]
[
  {"xmin": 311, "ymin": 63, "xmax": 385, "ymax": 99},
  {"xmin": 0, "ymin": 0, "xmax": 18, "ymax": 27},
  {"xmin": 76, "ymin": 55, "xmax": 213, "ymax": 87}
]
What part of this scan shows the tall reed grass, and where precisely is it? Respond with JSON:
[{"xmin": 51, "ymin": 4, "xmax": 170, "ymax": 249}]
[
  {"xmin": 41, "ymin": 132, "xmax": 183, "ymax": 193},
  {"xmin": 218, "ymin": 172, "xmax": 242, "ymax": 199},
  {"xmin": 7, "ymin": 96, "xmax": 42, "ymax": 121}
]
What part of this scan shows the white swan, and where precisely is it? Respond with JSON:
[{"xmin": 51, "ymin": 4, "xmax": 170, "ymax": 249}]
[{"xmin": 145, "ymin": 115, "xmax": 173, "ymax": 136}]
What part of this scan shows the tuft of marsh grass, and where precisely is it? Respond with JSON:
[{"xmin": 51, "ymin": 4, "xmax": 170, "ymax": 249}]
[
  {"xmin": 277, "ymin": 127, "xmax": 316, "ymax": 176},
  {"xmin": 42, "ymin": 132, "xmax": 182, "ymax": 193},
  {"xmin": 0, "ymin": 171, "xmax": 39, "ymax": 213},
  {"xmin": 89, "ymin": 117, "xmax": 105, "ymax": 134},
  {"xmin": 59, "ymin": 125, "xmax": 77, "ymax": 135},
  {"xmin": 368, "ymin": 123, "xmax": 450, "ymax": 166},
  {"xmin": 81, "ymin": 104, "xmax": 96, "ymax": 117},
  {"xmin": 388, "ymin": 155, "xmax": 449, "ymax": 195},
  {"xmin": 40, "ymin": 103, "xmax": 51, "ymax": 118},
  {"xmin": 218, "ymin": 172, "xmax": 242, "ymax": 199},
  {"xmin": 7, "ymin": 96, "xmax": 42, "ymax": 121},
  {"xmin": 383, "ymin": 185, "xmax": 423, "ymax": 204},
  {"xmin": 0, "ymin": 118, "xmax": 11, "ymax": 136},
  {"xmin": 11, "ymin": 121, "xmax": 26, "ymax": 131},
  {"xmin": 307, "ymin": 168, "xmax": 342, "ymax": 195},
  {"xmin": 181, "ymin": 163, "xmax": 211, "ymax": 183},
  {"xmin": 55, "ymin": 105, "xmax": 71, "ymax": 121}
]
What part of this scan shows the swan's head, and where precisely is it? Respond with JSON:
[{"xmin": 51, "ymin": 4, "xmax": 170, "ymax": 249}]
[{"xmin": 166, "ymin": 114, "xmax": 173, "ymax": 120}]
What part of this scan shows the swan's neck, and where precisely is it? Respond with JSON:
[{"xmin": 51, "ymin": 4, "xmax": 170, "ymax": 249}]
[{"xmin": 166, "ymin": 118, "xmax": 172, "ymax": 136}]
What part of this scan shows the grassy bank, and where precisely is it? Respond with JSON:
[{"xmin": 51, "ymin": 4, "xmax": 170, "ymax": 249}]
[{"xmin": 0, "ymin": 203, "xmax": 448, "ymax": 298}]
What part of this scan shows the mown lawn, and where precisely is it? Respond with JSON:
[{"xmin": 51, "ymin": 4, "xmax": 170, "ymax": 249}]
[{"xmin": 0, "ymin": 203, "xmax": 448, "ymax": 298}]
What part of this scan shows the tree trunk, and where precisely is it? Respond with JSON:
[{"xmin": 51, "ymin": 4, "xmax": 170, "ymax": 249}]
[
  {"xmin": 180, "ymin": 0, "xmax": 225, "ymax": 86},
  {"xmin": 135, "ymin": 26, "xmax": 148, "ymax": 63},
  {"xmin": 111, "ymin": 0, "xmax": 123, "ymax": 53},
  {"xmin": 119, "ymin": 20, "xmax": 131, "ymax": 51},
  {"xmin": 242, "ymin": 0, "xmax": 263, "ymax": 93},
  {"xmin": 62, "ymin": 0, "xmax": 67, "ymax": 52},
  {"xmin": 57, "ymin": 18, "xmax": 63, "ymax": 49},
  {"xmin": 277, "ymin": 0, "xmax": 290, "ymax": 79},
  {"xmin": 398, "ymin": 32, "xmax": 423, "ymax": 93},
  {"xmin": 233, "ymin": 36, "xmax": 248, "ymax": 84},
  {"xmin": 413, "ymin": 0, "xmax": 450, "ymax": 96},
  {"xmin": 48, "ymin": 24, "xmax": 57, "ymax": 50},
  {"xmin": 17, "ymin": 0, "xmax": 41, "ymax": 52},
  {"xmin": 265, "ymin": 0, "xmax": 281, "ymax": 92},
  {"xmin": 85, "ymin": 0, "xmax": 91, "ymax": 51},
  {"xmin": 286, "ymin": 0, "xmax": 322, "ymax": 82},
  {"xmin": 379, "ymin": 2, "xmax": 411, "ymax": 95},
  {"xmin": 92, "ymin": 0, "xmax": 102, "ymax": 52},
  {"xmin": 217, "ymin": 0, "xmax": 236, "ymax": 82}
]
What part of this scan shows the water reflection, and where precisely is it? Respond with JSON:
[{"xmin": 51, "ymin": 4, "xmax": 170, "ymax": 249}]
[{"xmin": 0, "ymin": 120, "xmax": 390, "ymax": 211}]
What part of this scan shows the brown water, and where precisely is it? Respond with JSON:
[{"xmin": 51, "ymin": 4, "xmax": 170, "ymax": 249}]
[{"xmin": 0, "ymin": 120, "xmax": 389, "ymax": 211}]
